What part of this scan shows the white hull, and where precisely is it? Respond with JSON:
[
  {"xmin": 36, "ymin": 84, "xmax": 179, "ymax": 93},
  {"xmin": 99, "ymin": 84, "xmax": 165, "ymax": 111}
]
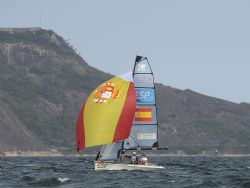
[{"xmin": 94, "ymin": 160, "xmax": 165, "ymax": 171}]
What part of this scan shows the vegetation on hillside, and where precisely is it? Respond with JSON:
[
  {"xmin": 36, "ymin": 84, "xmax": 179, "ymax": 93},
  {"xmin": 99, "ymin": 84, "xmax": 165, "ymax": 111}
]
[{"xmin": 1, "ymin": 28, "xmax": 250, "ymax": 155}]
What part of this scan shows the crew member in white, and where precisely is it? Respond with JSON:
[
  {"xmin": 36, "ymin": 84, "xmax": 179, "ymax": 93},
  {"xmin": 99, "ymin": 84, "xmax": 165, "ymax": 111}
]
[{"xmin": 131, "ymin": 152, "xmax": 137, "ymax": 164}]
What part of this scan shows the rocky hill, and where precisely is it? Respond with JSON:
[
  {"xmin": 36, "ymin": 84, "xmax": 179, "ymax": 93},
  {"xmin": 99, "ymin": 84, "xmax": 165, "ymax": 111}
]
[
  {"xmin": 157, "ymin": 85, "xmax": 250, "ymax": 154},
  {"xmin": 0, "ymin": 28, "xmax": 111, "ymax": 153},
  {"xmin": 0, "ymin": 28, "xmax": 250, "ymax": 155}
]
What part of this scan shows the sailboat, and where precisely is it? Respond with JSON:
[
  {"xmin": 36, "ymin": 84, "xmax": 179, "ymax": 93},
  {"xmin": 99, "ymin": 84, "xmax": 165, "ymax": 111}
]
[{"xmin": 76, "ymin": 56, "xmax": 165, "ymax": 170}]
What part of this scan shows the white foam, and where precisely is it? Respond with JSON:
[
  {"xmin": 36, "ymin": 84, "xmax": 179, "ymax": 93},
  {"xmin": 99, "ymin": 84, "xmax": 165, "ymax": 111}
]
[{"xmin": 57, "ymin": 177, "xmax": 70, "ymax": 183}]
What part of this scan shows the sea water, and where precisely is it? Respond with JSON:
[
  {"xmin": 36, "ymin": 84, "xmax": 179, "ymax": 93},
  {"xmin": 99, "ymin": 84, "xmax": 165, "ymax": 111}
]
[{"xmin": 0, "ymin": 156, "xmax": 250, "ymax": 188}]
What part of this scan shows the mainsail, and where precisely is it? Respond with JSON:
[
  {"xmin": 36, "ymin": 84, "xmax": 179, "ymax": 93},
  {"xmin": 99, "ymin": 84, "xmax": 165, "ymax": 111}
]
[
  {"xmin": 124, "ymin": 56, "xmax": 158, "ymax": 150},
  {"xmin": 76, "ymin": 74, "xmax": 136, "ymax": 151}
]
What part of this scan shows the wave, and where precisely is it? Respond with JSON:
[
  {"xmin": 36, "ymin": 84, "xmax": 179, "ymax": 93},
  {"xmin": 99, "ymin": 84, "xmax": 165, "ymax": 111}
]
[
  {"xmin": 57, "ymin": 177, "xmax": 71, "ymax": 183},
  {"xmin": 22, "ymin": 176, "xmax": 71, "ymax": 186}
]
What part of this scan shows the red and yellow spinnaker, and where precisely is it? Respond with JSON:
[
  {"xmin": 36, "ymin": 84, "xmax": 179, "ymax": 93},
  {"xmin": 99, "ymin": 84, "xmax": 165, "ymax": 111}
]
[{"xmin": 76, "ymin": 76, "xmax": 136, "ymax": 151}]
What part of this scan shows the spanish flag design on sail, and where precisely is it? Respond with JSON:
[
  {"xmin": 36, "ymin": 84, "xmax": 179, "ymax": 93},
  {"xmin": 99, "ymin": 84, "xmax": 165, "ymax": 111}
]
[
  {"xmin": 76, "ymin": 74, "xmax": 136, "ymax": 150},
  {"xmin": 134, "ymin": 108, "xmax": 152, "ymax": 122}
]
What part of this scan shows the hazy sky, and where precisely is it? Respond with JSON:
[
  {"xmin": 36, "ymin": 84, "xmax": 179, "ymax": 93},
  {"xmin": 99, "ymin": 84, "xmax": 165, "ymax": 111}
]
[{"xmin": 1, "ymin": 0, "xmax": 250, "ymax": 103}]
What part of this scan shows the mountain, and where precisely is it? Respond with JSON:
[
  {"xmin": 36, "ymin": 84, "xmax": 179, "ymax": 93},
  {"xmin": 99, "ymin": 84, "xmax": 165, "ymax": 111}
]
[
  {"xmin": 156, "ymin": 85, "xmax": 250, "ymax": 154},
  {"xmin": 0, "ymin": 28, "xmax": 250, "ymax": 155},
  {"xmin": 0, "ymin": 28, "xmax": 111, "ymax": 154}
]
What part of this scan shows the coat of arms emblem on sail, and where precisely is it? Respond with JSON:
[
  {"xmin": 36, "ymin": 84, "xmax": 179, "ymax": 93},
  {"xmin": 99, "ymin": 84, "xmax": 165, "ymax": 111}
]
[{"xmin": 93, "ymin": 82, "xmax": 120, "ymax": 103}]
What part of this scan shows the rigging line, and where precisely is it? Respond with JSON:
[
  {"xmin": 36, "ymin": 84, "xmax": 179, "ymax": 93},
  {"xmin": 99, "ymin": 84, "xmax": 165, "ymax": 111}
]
[
  {"xmin": 128, "ymin": 135, "xmax": 141, "ymax": 147},
  {"xmin": 121, "ymin": 140, "xmax": 124, "ymax": 150}
]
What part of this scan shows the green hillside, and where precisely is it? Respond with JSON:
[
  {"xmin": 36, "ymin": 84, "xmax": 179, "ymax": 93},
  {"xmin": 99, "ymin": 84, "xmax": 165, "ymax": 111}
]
[
  {"xmin": 1, "ymin": 28, "xmax": 250, "ymax": 155},
  {"xmin": 0, "ymin": 28, "xmax": 111, "ymax": 153}
]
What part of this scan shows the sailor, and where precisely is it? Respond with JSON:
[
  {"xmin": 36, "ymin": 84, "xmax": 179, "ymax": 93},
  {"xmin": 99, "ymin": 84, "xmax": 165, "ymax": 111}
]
[
  {"xmin": 119, "ymin": 149, "xmax": 126, "ymax": 162},
  {"xmin": 131, "ymin": 152, "xmax": 137, "ymax": 164},
  {"xmin": 138, "ymin": 154, "xmax": 148, "ymax": 165}
]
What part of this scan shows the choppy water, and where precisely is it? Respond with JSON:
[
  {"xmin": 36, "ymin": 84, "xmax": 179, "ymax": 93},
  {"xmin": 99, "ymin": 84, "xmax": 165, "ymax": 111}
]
[{"xmin": 0, "ymin": 156, "xmax": 250, "ymax": 188}]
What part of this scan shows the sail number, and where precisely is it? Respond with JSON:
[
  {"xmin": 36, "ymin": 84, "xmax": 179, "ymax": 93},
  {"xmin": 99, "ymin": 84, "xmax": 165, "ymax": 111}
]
[{"xmin": 97, "ymin": 163, "xmax": 108, "ymax": 169}]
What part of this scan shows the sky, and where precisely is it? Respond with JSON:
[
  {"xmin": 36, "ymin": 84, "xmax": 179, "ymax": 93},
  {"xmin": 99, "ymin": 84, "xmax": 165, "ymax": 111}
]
[{"xmin": 1, "ymin": 0, "xmax": 250, "ymax": 103}]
